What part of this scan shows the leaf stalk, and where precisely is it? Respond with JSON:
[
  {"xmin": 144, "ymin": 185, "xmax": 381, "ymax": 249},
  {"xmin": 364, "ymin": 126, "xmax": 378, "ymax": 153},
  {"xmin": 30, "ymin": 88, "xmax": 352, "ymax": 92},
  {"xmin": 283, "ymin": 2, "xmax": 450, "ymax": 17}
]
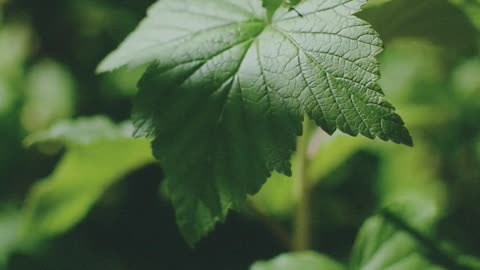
[{"xmin": 293, "ymin": 116, "xmax": 312, "ymax": 251}]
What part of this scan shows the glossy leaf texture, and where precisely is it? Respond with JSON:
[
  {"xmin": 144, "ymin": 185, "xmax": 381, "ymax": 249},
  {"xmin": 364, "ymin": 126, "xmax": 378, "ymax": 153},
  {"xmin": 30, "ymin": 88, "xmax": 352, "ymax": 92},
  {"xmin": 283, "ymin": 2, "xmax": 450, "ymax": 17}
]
[
  {"xmin": 22, "ymin": 117, "xmax": 154, "ymax": 243},
  {"xmin": 98, "ymin": 0, "xmax": 412, "ymax": 245}
]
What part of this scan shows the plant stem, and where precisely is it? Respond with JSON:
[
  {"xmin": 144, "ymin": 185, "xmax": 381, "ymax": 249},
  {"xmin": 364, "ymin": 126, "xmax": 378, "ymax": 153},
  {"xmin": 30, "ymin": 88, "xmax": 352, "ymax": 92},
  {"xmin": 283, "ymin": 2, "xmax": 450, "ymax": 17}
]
[{"xmin": 293, "ymin": 116, "xmax": 312, "ymax": 251}]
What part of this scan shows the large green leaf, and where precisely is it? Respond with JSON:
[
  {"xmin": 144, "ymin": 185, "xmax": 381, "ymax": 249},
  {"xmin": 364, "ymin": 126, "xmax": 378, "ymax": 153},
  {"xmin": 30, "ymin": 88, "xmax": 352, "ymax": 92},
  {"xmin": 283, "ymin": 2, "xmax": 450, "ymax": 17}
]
[
  {"xmin": 251, "ymin": 252, "xmax": 345, "ymax": 270},
  {"xmin": 22, "ymin": 117, "xmax": 154, "ymax": 243},
  {"xmin": 98, "ymin": 0, "xmax": 411, "ymax": 245}
]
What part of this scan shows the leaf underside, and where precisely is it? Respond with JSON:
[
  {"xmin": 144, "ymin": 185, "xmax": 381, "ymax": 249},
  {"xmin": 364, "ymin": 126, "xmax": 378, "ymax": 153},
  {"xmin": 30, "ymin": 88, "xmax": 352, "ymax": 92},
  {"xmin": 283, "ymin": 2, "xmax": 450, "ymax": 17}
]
[{"xmin": 98, "ymin": 0, "xmax": 412, "ymax": 245}]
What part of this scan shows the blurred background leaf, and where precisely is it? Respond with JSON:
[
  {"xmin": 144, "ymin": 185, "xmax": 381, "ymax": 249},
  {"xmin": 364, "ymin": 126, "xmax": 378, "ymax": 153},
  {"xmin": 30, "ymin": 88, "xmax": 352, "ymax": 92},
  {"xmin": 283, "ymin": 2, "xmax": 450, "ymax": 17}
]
[
  {"xmin": 20, "ymin": 117, "xmax": 154, "ymax": 244},
  {"xmin": 350, "ymin": 214, "xmax": 445, "ymax": 270},
  {"xmin": 359, "ymin": 0, "xmax": 478, "ymax": 55}
]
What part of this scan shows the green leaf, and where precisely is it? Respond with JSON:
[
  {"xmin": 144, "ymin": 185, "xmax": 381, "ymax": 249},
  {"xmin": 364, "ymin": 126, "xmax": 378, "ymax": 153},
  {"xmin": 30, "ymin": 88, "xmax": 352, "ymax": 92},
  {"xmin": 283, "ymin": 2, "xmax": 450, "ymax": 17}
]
[
  {"xmin": 98, "ymin": 0, "xmax": 412, "ymax": 245},
  {"xmin": 25, "ymin": 116, "xmax": 131, "ymax": 149},
  {"xmin": 251, "ymin": 252, "xmax": 345, "ymax": 270},
  {"xmin": 350, "ymin": 214, "xmax": 445, "ymax": 270},
  {"xmin": 22, "ymin": 117, "xmax": 154, "ymax": 243}
]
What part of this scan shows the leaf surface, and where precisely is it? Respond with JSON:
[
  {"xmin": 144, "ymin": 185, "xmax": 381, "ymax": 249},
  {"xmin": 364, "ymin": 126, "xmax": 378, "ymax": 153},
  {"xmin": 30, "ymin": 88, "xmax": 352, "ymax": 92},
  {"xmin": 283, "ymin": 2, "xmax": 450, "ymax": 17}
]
[{"xmin": 98, "ymin": 0, "xmax": 412, "ymax": 244}]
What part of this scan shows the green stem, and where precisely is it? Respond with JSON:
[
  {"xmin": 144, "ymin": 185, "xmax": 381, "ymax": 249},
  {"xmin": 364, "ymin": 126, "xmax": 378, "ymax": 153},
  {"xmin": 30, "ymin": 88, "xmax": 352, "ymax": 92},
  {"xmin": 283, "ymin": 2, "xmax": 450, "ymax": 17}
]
[{"xmin": 293, "ymin": 116, "xmax": 312, "ymax": 251}]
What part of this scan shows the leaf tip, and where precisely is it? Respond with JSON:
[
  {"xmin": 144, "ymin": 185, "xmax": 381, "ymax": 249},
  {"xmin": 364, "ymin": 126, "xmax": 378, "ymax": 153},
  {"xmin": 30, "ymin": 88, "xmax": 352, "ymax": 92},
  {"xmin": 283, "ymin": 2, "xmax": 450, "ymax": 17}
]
[{"xmin": 95, "ymin": 58, "xmax": 113, "ymax": 74}]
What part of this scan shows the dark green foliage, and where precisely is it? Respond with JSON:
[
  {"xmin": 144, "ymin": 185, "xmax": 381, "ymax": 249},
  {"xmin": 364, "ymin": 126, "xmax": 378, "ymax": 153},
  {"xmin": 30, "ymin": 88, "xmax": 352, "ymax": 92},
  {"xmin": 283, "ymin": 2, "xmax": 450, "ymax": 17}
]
[{"xmin": 0, "ymin": 0, "xmax": 479, "ymax": 269}]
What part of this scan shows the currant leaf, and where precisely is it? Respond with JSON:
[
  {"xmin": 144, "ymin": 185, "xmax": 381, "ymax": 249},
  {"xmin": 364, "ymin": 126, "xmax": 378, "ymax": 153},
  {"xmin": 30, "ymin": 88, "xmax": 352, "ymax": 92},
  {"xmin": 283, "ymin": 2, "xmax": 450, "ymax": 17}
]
[{"xmin": 98, "ymin": 0, "xmax": 412, "ymax": 245}]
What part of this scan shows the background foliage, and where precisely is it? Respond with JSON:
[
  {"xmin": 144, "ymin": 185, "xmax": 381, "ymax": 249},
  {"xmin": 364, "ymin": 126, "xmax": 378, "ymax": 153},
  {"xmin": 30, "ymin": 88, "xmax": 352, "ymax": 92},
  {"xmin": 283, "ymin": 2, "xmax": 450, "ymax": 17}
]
[{"xmin": 0, "ymin": 0, "xmax": 479, "ymax": 269}]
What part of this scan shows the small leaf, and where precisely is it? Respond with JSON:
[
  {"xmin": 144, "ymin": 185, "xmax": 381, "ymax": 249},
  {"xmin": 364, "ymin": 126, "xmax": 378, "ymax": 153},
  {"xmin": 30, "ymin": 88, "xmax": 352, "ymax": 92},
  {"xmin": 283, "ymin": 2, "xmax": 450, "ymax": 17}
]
[
  {"xmin": 350, "ymin": 214, "xmax": 445, "ymax": 270},
  {"xmin": 98, "ymin": 0, "xmax": 412, "ymax": 245},
  {"xmin": 22, "ymin": 117, "xmax": 154, "ymax": 243},
  {"xmin": 251, "ymin": 252, "xmax": 345, "ymax": 270},
  {"xmin": 26, "ymin": 116, "xmax": 132, "ymax": 150}
]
